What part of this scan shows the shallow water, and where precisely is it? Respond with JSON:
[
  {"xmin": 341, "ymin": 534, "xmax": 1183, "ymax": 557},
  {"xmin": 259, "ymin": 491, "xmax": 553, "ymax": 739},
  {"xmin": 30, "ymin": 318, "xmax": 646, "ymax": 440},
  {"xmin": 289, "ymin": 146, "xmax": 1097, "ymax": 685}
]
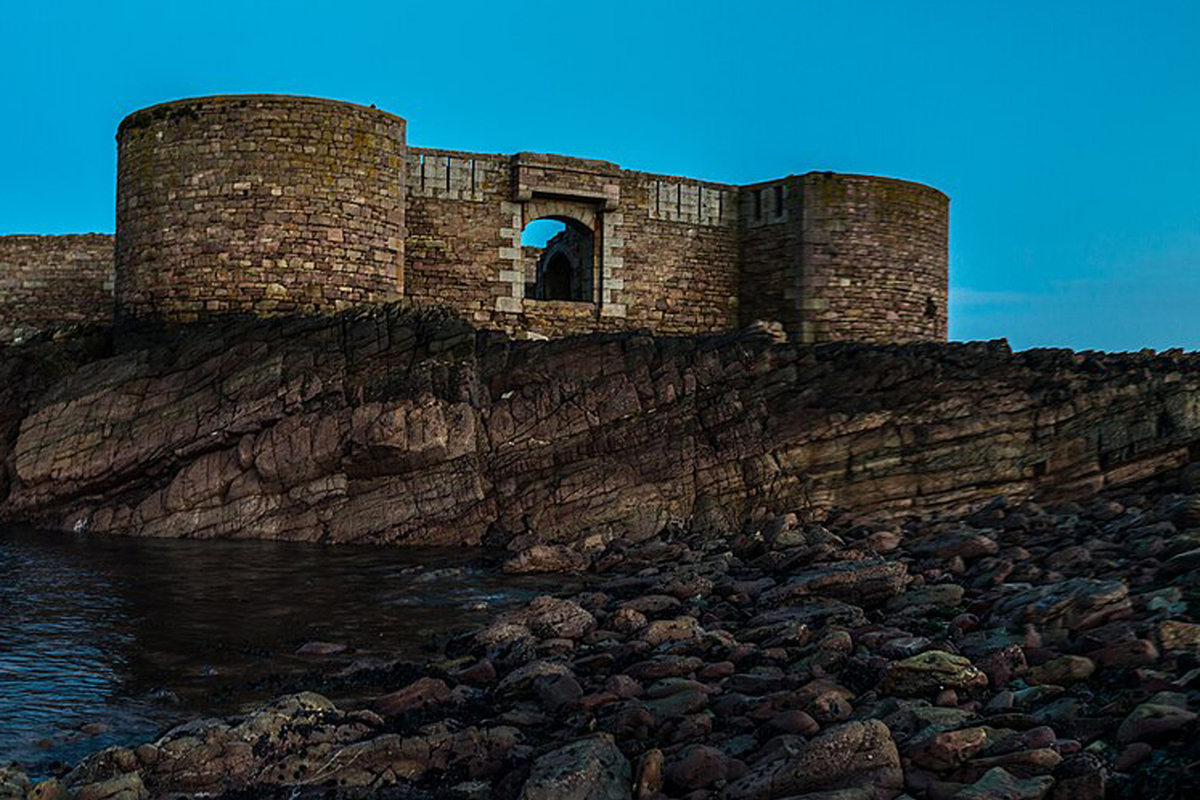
[{"xmin": 0, "ymin": 527, "xmax": 563, "ymax": 776}]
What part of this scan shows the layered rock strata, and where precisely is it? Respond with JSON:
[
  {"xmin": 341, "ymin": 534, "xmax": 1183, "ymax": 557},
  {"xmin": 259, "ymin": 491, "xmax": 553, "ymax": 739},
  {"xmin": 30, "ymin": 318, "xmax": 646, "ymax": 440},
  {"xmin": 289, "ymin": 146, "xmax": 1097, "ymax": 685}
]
[{"xmin": 2, "ymin": 307, "xmax": 1200, "ymax": 545}]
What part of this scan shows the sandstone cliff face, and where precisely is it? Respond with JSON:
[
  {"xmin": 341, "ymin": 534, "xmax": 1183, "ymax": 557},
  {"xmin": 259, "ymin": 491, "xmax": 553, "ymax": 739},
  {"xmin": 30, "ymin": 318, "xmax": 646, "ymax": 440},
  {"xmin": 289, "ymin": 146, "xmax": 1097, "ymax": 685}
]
[{"xmin": 1, "ymin": 308, "xmax": 1198, "ymax": 546}]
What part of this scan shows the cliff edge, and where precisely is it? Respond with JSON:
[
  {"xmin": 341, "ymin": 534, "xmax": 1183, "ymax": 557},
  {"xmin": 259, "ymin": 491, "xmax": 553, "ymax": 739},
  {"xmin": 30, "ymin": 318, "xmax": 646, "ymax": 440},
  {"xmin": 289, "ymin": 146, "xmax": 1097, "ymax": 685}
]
[{"xmin": 1, "ymin": 306, "xmax": 1197, "ymax": 548}]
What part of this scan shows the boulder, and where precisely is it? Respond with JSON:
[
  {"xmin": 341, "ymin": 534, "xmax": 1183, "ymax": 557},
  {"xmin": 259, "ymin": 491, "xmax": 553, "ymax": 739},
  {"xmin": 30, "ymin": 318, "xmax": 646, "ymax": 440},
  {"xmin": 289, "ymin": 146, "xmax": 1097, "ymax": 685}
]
[
  {"xmin": 759, "ymin": 560, "xmax": 908, "ymax": 607},
  {"xmin": 508, "ymin": 596, "xmax": 596, "ymax": 640},
  {"xmin": 882, "ymin": 651, "xmax": 988, "ymax": 696},
  {"xmin": 906, "ymin": 726, "xmax": 989, "ymax": 772},
  {"xmin": 374, "ymin": 676, "xmax": 452, "ymax": 716},
  {"xmin": 74, "ymin": 773, "xmax": 149, "ymax": 800},
  {"xmin": 633, "ymin": 748, "xmax": 664, "ymax": 798},
  {"xmin": 520, "ymin": 734, "xmax": 631, "ymax": 800},
  {"xmin": 640, "ymin": 616, "xmax": 703, "ymax": 645},
  {"xmin": 720, "ymin": 720, "xmax": 902, "ymax": 800},
  {"xmin": 0, "ymin": 765, "xmax": 30, "ymax": 800},
  {"xmin": 949, "ymin": 766, "xmax": 1053, "ymax": 799},
  {"xmin": 504, "ymin": 545, "xmax": 590, "ymax": 574},
  {"xmin": 666, "ymin": 744, "xmax": 737, "ymax": 791},
  {"xmin": 1027, "ymin": 655, "xmax": 1094, "ymax": 686},
  {"xmin": 985, "ymin": 578, "xmax": 1130, "ymax": 635},
  {"xmin": 1116, "ymin": 702, "xmax": 1197, "ymax": 744}
]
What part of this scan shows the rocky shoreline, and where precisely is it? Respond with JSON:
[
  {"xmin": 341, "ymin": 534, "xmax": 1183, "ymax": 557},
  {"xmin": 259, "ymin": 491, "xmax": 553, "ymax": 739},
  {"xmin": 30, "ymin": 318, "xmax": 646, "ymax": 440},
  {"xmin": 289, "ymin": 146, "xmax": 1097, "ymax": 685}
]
[
  {"xmin": 6, "ymin": 467, "xmax": 1200, "ymax": 799},
  {"xmin": 6, "ymin": 305, "xmax": 1200, "ymax": 548}
]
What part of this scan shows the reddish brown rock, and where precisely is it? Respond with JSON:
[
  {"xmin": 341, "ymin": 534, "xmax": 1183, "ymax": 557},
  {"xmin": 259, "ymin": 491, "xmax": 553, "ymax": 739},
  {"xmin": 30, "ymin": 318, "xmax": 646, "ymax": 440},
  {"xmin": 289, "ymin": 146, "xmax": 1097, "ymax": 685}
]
[
  {"xmin": 1116, "ymin": 702, "xmax": 1198, "ymax": 744},
  {"xmin": 986, "ymin": 578, "xmax": 1131, "ymax": 638},
  {"xmin": 640, "ymin": 617, "xmax": 703, "ymax": 646},
  {"xmin": 666, "ymin": 744, "xmax": 736, "ymax": 791},
  {"xmin": 1156, "ymin": 620, "xmax": 1200, "ymax": 651},
  {"xmin": 633, "ymin": 748, "xmax": 664, "ymax": 799},
  {"xmin": 1092, "ymin": 639, "xmax": 1159, "ymax": 669},
  {"xmin": 720, "ymin": 720, "xmax": 902, "ymax": 800},
  {"xmin": 883, "ymin": 651, "xmax": 988, "ymax": 697},
  {"xmin": 504, "ymin": 545, "xmax": 590, "ymax": 574},
  {"xmin": 759, "ymin": 560, "xmax": 909, "ymax": 607},
  {"xmin": 519, "ymin": 734, "xmax": 631, "ymax": 800},
  {"xmin": 1113, "ymin": 742, "xmax": 1152, "ymax": 771},
  {"xmin": 506, "ymin": 596, "xmax": 596, "ymax": 641},
  {"xmin": 768, "ymin": 709, "xmax": 820, "ymax": 736},
  {"xmin": 374, "ymin": 677, "xmax": 451, "ymax": 716},
  {"xmin": 14, "ymin": 316, "xmax": 1200, "ymax": 552},
  {"xmin": 950, "ymin": 767, "xmax": 1054, "ymax": 799},
  {"xmin": 1027, "ymin": 655, "xmax": 1094, "ymax": 686},
  {"xmin": 911, "ymin": 532, "xmax": 999, "ymax": 561},
  {"xmin": 906, "ymin": 727, "xmax": 989, "ymax": 772}
]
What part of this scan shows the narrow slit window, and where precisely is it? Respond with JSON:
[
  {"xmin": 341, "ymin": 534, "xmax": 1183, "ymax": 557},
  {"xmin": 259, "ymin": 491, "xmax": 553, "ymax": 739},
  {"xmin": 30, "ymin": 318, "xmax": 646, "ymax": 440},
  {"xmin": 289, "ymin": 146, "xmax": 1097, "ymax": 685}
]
[
  {"xmin": 774, "ymin": 185, "xmax": 784, "ymax": 217},
  {"xmin": 419, "ymin": 154, "xmax": 426, "ymax": 192},
  {"xmin": 444, "ymin": 156, "xmax": 451, "ymax": 191},
  {"xmin": 754, "ymin": 190, "xmax": 762, "ymax": 220}
]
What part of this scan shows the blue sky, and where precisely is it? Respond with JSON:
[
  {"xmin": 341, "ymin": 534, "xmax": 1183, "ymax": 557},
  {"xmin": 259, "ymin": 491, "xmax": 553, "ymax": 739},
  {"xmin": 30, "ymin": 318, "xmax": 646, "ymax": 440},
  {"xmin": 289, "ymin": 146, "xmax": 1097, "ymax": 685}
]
[{"xmin": 2, "ymin": 0, "xmax": 1197, "ymax": 351}]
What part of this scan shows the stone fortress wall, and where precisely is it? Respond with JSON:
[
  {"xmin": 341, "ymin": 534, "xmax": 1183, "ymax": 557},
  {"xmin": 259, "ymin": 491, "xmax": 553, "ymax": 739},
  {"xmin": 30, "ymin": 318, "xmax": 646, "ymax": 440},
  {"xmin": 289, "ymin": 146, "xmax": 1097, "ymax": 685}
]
[
  {"xmin": 114, "ymin": 95, "xmax": 407, "ymax": 323},
  {"xmin": 0, "ymin": 94, "xmax": 949, "ymax": 344},
  {"xmin": 0, "ymin": 234, "xmax": 114, "ymax": 343}
]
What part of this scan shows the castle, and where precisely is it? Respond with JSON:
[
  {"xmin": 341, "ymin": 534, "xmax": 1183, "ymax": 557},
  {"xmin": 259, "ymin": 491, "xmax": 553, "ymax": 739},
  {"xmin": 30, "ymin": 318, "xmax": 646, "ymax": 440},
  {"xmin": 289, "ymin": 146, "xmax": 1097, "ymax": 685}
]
[{"xmin": 0, "ymin": 94, "xmax": 949, "ymax": 344}]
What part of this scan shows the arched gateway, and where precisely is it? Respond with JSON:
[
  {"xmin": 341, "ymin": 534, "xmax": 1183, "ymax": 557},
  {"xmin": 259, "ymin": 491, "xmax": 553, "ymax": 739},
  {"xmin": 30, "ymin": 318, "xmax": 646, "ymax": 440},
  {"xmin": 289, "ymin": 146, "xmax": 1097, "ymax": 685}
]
[{"xmin": 0, "ymin": 94, "xmax": 952, "ymax": 345}]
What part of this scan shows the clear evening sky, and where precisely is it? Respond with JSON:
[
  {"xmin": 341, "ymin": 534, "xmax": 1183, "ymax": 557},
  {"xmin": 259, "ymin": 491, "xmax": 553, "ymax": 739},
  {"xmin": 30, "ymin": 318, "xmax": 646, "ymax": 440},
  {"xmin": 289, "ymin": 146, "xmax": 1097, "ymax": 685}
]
[{"xmin": 2, "ymin": 1, "xmax": 1197, "ymax": 351}]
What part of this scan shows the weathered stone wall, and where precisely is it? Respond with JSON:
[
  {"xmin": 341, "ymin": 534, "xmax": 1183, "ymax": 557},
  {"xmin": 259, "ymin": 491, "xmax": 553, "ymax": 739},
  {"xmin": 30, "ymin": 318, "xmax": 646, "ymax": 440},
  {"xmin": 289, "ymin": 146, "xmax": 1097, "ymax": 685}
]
[
  {"xmin": 403, "ymin": 147, "xmax": 514, "ymax": 326},
  {"xmin": 413, "ymin": 159, "xmax": 947, "ymax": 344},
  {"xmin": 0, "ymin": 234, "xmax": 114, "ymax": 343},
  {"xmin": 114, "ymin": 95, "xmax": 407, "ymax": 324},
  {"xmin": 735, "ymin": 173, "xmax": 949, "ymax": 344},
  {"xmin": 19, "ymin": 94, "xmax": 949, "ymax": 345},
  {"xmin": 614, "ymin": 172, "xmax": 741, "ymax": 335},
  {"xmin": 521, "ymin": 245, "xmax": 542, "ymax": 294},
  {"xmin": 403, "ymin": 147, "xmax": 742, "ymax": 338},
  {"xmin": 738, "ymin": 176, "xmax": 802, "ymax": 331},
  {"xmin": 797, "ymin": 173, "xmax": 949, "ymax": 343}
]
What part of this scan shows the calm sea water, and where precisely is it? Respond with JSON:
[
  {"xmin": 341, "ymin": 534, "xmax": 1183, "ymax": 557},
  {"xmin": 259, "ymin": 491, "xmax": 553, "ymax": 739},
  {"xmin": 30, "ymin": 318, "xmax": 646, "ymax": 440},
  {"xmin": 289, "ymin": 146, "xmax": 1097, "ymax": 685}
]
[{"xmin": 0, "ymin": 527, "xmax": 560, "ymax": 777}]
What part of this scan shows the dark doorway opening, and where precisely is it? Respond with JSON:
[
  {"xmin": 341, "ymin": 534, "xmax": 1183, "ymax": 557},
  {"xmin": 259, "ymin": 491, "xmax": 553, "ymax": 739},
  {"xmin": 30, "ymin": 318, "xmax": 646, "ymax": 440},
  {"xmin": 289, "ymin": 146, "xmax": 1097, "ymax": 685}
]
[
  {"xmin": 521, "ymin": 217, "xmax": 595, "ymax": 302},
  {"xmin": 542, "ymin": 253, "xmax": 573, "ymax": 300}
]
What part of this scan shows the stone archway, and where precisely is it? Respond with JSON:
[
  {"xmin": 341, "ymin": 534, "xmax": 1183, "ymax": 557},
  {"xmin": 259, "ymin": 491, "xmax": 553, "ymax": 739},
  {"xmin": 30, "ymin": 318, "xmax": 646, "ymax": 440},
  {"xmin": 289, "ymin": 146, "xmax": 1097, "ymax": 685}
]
[
  {"xmin": 518, "ymin": 201, "xmax": 597, "ymax": 304},
  {"xmin": 498, "ymin": 193, "xmax": 625, "ymax": 318},
  {"xmin": 529, "ymin": 217, "xmax": 594, "ymax": 302}
]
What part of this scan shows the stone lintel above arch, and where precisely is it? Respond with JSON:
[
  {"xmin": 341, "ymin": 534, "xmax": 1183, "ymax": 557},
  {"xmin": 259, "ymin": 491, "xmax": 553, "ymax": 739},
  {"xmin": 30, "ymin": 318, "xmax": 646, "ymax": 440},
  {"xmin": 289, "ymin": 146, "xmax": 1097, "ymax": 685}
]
[
  {"xmin": 10, "ymin": 95, "xmax": 947, "ymax": 343},
  {"xmin": 512, "ymin": 152, "xmax": 621, "ymax": 210}
]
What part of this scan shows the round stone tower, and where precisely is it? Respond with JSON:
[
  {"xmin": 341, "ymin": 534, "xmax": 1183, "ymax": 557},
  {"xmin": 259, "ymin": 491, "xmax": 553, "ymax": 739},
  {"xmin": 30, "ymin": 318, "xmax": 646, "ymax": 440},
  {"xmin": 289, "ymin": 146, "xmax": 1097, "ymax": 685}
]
[
  {"xmin": 797, "ymin": 172, "xmax": 949, "ymax": 343},
  {"xmin": 115, "ymin": 95, "xmax": 407, "ymax": 324}
]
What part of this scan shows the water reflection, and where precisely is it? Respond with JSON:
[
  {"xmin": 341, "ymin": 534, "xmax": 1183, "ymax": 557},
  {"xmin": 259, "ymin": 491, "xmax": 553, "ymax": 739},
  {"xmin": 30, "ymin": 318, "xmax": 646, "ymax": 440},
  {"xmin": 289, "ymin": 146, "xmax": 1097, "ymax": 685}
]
[{"xmin": 0, "ymin": 527, "xmax": 559, "ymax": 776}]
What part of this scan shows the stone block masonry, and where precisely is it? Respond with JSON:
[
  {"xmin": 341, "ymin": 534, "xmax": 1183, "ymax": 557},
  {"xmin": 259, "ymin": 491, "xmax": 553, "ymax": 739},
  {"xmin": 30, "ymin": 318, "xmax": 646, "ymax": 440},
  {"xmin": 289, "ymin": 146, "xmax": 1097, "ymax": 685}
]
[
  {"xmin": 798, "ymin": 173, "xmax": 948, "ymax": 343},
  {"xmin": 0, "ymin": 234, "xmax": 114, "ymax": 343},
  {"xmin": 114, "ymin": 95, "xmax": 407, "ymax": 324},
  {"xmin": 403, "ymin": 148, "xmax": 744, "ymax": 338},
  {"xmin": 1, "ymin": 94, "xmax": 950, "ymax": 345}
]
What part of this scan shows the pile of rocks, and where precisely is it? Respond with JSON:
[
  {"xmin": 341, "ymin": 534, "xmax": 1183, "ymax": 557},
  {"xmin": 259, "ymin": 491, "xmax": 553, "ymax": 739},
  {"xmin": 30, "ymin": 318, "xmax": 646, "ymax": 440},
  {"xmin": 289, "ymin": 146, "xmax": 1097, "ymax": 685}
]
[{"xmin": 7, "ymin": 478, "xmax": 1200, "ymax": 799}]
